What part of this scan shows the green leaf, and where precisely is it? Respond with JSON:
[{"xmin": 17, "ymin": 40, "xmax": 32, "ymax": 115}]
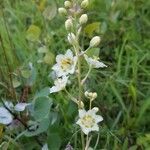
[
  {"xmin": 21, "ymin": 70, "xmax": 31, "ymax": 79},
  {"xmin": 26, "ymin": 25, "xmax": 41, "ymax": 42},
  {"xmin": 34, "ymin": 87, "xmax": 50, "ymax": 99},
  {"xmin": 12, "ymin": 79, "xmax": 21, "ymax": 88},
  {"xmin": 33, "ymin": 97, "xmax": 52, "ymax": 121},
  {"xmin": 84, "ymin": 22, "xmax": 100, "ymax": 37},
  {"xmin": 43, "ymin": 52, "xmax": 55, "ymax": 65},
  {"xmin": 86, "ymin": 48, "xmax": 100, "ymax": 57},
  {"xmin": 47, "ymin": 126, "xmax": 61, "ymax": 150},
  {"xmin": 24, "ymin": 117, "xmax": 50, "ymax": 137}
]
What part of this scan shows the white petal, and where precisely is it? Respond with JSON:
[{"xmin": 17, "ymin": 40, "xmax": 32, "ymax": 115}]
[
  {"xmin": 65, "ymin": 49, "xmax": 73, "ymax": 58},
  {"xmin": 50, "ymin": 86, "xmax": 60, "ymax": 93},
  {"xmin": 95, "ymin": 115, "xmax": 103, "ymax": 123},
  {"xmin": 95, "ymin": 61, "xmax": 107, "ymax": 68},
  {"xmin": 92, "ymin": 124, "xmax": 99, "ymax": 131},
  {"xmin": 79, "ymin": 109, "xmax": 86, "ymax": 118},
  {"xmin": 0, "ymin": 107, "xmax": 13, "ymax": 125},
  {"xmin": 52, "ymin": 63, "xmax": 59, "ymax": 71},
  {"xmin": 81, "ymin": 127, "xmax": 90, "ymax": 135},
  {"xmin": 56, "ymin": 54, "xmax": 64, "ymax": 63},
  {"xmin": 76, "ymin": 119, "xmax": 81, "ymax": 125},
  {"xmin": 14, "ymin": 103, "xmax": 29, "ymax": 112}
]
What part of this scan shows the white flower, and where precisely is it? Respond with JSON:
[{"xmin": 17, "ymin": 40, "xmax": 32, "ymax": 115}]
[
  {"xmin": 84, "ymin": 54, "xmax": 107, "ymax": 68},
  {"xmin": 52, "ymin": 49, "xmax": 77, "ymax": 77},
  {"xmin": 50, "ymin": 76, "xmax": 68, "ymax": 93},
  {"xmin": 76, "ymin": 108, "xmax": 103, "ymax": 135},
  {"xmin": 14, "ymin": 103, "xmax": 30, "ymax": 112},
  {"xmin": 0, "ymin": 107, "xmax": 13, "ymax": 125}
]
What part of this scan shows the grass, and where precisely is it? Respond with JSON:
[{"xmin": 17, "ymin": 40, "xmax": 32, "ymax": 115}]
[{"xmin": 0, "ymin": 0, "xmax": 150, "ymax": 149}]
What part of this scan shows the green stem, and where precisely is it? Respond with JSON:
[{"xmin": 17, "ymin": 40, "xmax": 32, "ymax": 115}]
[
  {"xmin": 64, "ymin": 88, "xmax": 78, "ymax": 104},
  {"xmin": 81, "ymin": 66, "xmax": 92, "ymax": 85}
]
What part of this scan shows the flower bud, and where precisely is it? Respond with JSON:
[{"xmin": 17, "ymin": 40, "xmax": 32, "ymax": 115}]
[
  {"xmin": 65, "ymin": 18, "xmax": 73, "ymax": 31},
  {"xmin": 84, "ymin": 91, "xmax": 97, "ymax": 101},
  {"xmin": 58, "ymin": 7, "xmax": 67, "ymax": 15},
  {"xmin": 64, "ymin": 1, "xmax": 72, "ymax": 8},
  {"xmin": 92, "ymin": 92, "xmax": 97, "ymax": 100},
  {"xmin": 93, "ymin": 107, "xmax": 99, "ymax": 113},
  {"xmin": 67, "ymin": 33, "xmax": 77, "ymax": 45},
  {"xmin": 81, "ymin": 0, "xmax": 89, "ymax": 8},
  {"xmin": 78, "ymin": 101, "xmax": 84, "ymax": 109},
  {"xmin": 90, "ymin": 36, "xmax": 101, "ymax": 47},
  {"xmin": 79, "ymin": 14, "xmax": 88, "ymax": 24}
]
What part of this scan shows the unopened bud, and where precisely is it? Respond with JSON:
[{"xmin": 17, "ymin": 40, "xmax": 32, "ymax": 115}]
[
  {"xmin": 84, "ymin": 91, "xmax": 97, "ymax": 101},
  {"xmin": 90, "ymin": 36, "xmax": 101, "ymax": 47},
  {"xmin": 58, "ymin": 7, "xmax": 67, "ymax": 15},
  {"xmin": 67, "ymin": 33, "xmax": 77, "ymax": 45},
  {"xmin": 78, "ymin": 101, "xmax": 84, "ymax": 109},
  {"xmin": 92, "ymin": 92, "xmax": 97, "ymax": 99},
  {"xmin": 93, "ymin": 107, "xmax": 99, "ymax": 112},
  {"xmin": 79, "ymin": 14, "xmax": 88, "ymax": 24},
  {"xmin": 81, "ymin": 0, "xmax": 89, "ymax": 8},
  {"xmin": 65, "ymin": 19, "xmax": 73, "ymax": 31},
  {"xmin": 64, "ymin": 1, "xmax": 72, "ymax": 8}
]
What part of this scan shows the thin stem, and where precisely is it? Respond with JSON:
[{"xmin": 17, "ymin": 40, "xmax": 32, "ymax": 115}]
[
  {"xmin": 64, "ymin": 88, "xmax": 78, "ymax": 104},
  {"xmin": 79, "ymin": 46, "xmax": 91, "ymax": 56},
  {"xmin": 81, "ymin": 66, "xmax": 92, "ymax": 85},
  {"xmin": 89, "ymin": 100, "xmax": 92, "ymax": 110},
  {"xmin": 94, "ymin": 133, "xmax": 100, "ymax": 150},
  {"xmin": 81, "ymin": 131, "xmax": 85, "ymax": 150},
  {"xmin": 85, "ymin": 135, "xmax": 92, "ymax": 150}
]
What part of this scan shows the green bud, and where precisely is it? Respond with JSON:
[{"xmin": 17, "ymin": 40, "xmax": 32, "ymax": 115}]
[
  {"xmin": 64, "ymin": 1, "xmax": 72, "ymax": 8},
  {"xmin": 58, "ymin": 7, "xmax": 67, "ymax": 15},
  {"xmin": 65, "ymin": 19, "xmax": 73, "ymax": 31},
  {"xmin": 90, "ymin": 36, "xmax": 101, "ymax": 47},
  {"xmin": 81, "ymin": 0, "xmax": 89, "ymax": 8},
  {"xmin": 79, "ymin": 14, "xmax": 88, "ymax": 24}
]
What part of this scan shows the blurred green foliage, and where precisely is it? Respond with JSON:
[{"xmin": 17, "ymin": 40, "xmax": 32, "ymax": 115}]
[{"xmin": 0, "ymin": 0, "xmax": 150, "ymax": 149}]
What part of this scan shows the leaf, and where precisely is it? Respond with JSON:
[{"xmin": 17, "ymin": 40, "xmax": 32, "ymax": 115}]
[
  {"xmin": 0, "ymin": 107, "xmax": 13, "ymax": 125},
  {"xmin": 136, "ymin": 98, "xmax": 150, "ymax": 124},
  {"xmin": 47, "ymin": 126, "xmax": 62, "ymax": 150},
  {"xmin": 21, "ymin": 70, "xmax": 31, "ymax": 79},
  {"xmin": 24, "ymin": 117, "xmax": 50, "ymax": 137},
  {"xmin": 14, "ymin": 103, "xmax": 30, "ymax": 112},
  {"xmin": 43, "ymin": 52, "xmax": 55, "ymax": 65},
  {"xmin": 12, "ymin": 79, "xmax": 21, "ymax": 88},
  {"xmin": 84, "ymin": 22, "xmax": 100, "ymax": 37},
  {"xmin": 86, "ymin": 48, "xmax": 100, "ymax": 57},
  {"xmin": 26, "ymin": 25, "xmax": 41, "ymax": 42},
  {"xmin": 34, "ymin": 87, "xmax": 50, "ymax": 99},
  {"xmin": 43, "ymin": 3, "xmax": 57, "ymax": 21},
  {"xmin": 33, "ymin": 97, "xmax": 52, "ymax": 121},
  {"xmin": 38, "ymin": 0, "xmax": 47, "ymax": 12}
]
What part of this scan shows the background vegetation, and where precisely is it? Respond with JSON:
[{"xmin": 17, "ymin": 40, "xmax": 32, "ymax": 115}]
[{"xmin": 0, "ymin": 0, "xmax": 149, "ymax": 149}]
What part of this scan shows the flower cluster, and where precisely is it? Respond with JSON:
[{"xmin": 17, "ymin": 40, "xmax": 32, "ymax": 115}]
[{"xmin": 49, "ymin": 0, "xmax": 107, "ymax": 139}]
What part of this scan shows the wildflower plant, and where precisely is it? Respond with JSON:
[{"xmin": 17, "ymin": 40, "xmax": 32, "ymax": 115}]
[{"xmin": 49, "ymin": 0, "xmax": 107, "ymax": 149}]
